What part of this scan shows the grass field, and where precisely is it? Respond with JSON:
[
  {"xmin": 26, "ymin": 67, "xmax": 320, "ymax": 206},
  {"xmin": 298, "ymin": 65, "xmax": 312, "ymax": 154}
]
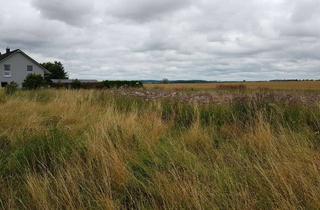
[
  {"xmin": 145, "ymin": 81, "xmax": 320, "ymax": 91},
  {"xmin": 0, "ymin": 88, "xmax": 320, "ymax": 209}
]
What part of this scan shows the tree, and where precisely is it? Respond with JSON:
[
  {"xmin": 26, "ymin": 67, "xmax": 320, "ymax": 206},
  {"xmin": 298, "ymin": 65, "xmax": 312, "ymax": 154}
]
[
  {"xmin": 42, "ymin": 61, "xmax": 68, "ymax": 83},
  {"xmin": 162, "ymin": 78, "xmax": 169, "ymax": 84},
  {"xmin": 22, "ymin": 74, "xmax": 46, "ymax": 89}
]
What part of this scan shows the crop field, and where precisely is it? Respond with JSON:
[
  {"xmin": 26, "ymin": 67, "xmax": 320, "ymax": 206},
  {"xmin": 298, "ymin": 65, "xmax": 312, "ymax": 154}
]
[
  {"xmin": 0, "ymin": 88, "xmax": 320, "ymax": 209},
  {"xmin": 145, "ymin": 81, "xmax": 320, "ymax": 91}
]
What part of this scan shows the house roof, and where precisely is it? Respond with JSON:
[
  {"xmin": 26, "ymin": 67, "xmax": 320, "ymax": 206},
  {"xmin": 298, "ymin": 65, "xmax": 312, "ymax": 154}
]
[
  {"xmin": 0, "ymin": 49, "xmax": 19, "ymax": 62},
  {"xmin": 51, "ymin": 79, "xmax": 98, "ymax": 84},
  {"xmin": 0, "ymin": 49, "xmax": 50, "ymax": 74}
]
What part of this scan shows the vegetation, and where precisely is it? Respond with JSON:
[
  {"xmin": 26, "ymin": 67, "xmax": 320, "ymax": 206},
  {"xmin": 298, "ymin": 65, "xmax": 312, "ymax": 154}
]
[
  {"xmin": 216, "ymin": 84, "xmax": 247, "ymax": 90},
  {"xmin": 42, "ymin": 61, "xmax": 68, "ymax": 83},
  {"xmin": 51, "ymin": 80, "xmax": 143, "ymax": 89},
  {"xmin": 101, "ymin": 80, "xmax": 143, "ymax": 88},
  {"xmin": 0, "ymin": 89, "xmax": 319, "ymax": 209},
  {"xmin": 22, "ymin": 74, "xmax": 46, "ymax": 90},
  {"xmin": 4, "ymin": 81, "xmax": 18, "ymax": 95},
  {"xmin": 71, "ymin": 79, "xmax": 82, "ymax": 89},
  {"xmin": 161, "ymin": 78, "xmax": 169, "ymax": 84}
]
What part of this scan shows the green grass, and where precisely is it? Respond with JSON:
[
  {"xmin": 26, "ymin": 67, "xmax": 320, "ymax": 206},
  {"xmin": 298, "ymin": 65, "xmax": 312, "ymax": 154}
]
[{"xmin": 0, "ymin": 89, "xmax": 319, "ymax": 209}]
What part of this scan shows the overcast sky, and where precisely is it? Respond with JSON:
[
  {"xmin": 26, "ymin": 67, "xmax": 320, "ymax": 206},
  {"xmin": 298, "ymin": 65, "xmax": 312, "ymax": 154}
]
[{"xmin": 0, "ymin": 0, "xmax": 319, "ymax": 80}]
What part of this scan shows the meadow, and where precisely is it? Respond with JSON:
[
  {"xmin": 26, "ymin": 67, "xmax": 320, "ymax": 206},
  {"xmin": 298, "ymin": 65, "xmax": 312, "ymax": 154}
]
[{"xmin": 0, "ymin": 86, "xmax": 320, "ymax": 209}]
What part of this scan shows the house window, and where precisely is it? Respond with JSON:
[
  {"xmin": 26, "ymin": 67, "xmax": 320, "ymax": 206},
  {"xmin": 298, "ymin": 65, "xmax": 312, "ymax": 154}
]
[
  {"xmin": 27, "ymin": 65, "xmax": 33, "ymax": 72},
  {"xmin": 4, "ymin": 64, "xmax": 11, "ymax": 77},
  {"xmin": 4, "ymin": 64, "xmax": 10, "ymax": 71}
]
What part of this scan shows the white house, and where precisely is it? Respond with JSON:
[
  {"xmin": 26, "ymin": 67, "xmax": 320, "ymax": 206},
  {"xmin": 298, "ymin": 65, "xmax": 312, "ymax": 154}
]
[{"xmin": 0, "ymin": 48, "xmax": 49, "ymax": 87}]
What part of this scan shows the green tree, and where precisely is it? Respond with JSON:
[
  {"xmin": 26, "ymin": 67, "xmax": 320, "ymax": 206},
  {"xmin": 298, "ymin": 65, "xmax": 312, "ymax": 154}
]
[
  {"xmin": 42, "ymin": 61, "xmax": 68, "ymax": 83},
  {"xmin": 162, "ymin": 78, "xmax": 169, "ymax": 84},
  {"xmin": 22, "ymin": 74, "xmax": 46, "ymax": 89}
]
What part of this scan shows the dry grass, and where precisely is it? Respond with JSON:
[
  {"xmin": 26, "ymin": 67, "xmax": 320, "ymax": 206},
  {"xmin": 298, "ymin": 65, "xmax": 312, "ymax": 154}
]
[
  {"xmin": 145, "ymin": 81, "xmax": 320, "ymax": 91},
  {"xmin": 0, "ymin": 89, "xmax": 320, "ymax": 209}
]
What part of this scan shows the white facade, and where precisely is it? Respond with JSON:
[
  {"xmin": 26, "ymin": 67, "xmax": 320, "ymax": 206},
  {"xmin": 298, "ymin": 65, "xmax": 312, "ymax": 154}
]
[{"xmin": 0, "ymin": 50, "xmax": 47, "ymax": 87}]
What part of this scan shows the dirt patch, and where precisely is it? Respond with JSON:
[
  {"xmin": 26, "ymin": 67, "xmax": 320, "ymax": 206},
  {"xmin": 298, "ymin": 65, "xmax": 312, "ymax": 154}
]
[{"xmin": 111, "ymin": 89, "xmax": 320, "ymax": 105}]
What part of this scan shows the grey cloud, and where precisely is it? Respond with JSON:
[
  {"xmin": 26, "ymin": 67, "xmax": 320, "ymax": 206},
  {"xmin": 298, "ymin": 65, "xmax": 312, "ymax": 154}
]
[
  {"xmin": 0, "ymin": 0, "xmax": 319, "ymax": 81},
  {"xmin": 32, "ymin": 0, "xmax": 94, "ymax": 26},
  {"xmin": 108, "ymin": 0, "xmax": 193, "ymax": 22},
  {"xmin": 291, "ymin": 0, "xmax": 320, "ymax": 23},
  {"xmin": 277, "ymin": 0, "xmax": 320, "ymax": 38}
]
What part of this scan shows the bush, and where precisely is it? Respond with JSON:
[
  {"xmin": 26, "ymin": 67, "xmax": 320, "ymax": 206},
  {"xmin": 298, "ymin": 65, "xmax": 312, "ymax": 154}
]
[
  {"xmin": 71, "ymin": 79, "xmax": 82, "ymax": 89},
  {"xmin": 51, "ymin": 80, "xmax": 143, "ymax": 89},
  {"xmin": 22, "ymin": 74, "xmax": 46, "ymax": 90},
  {"xmin": 4, "ymin": 82, "xmax": 18, "ymax": 95},
  {"xmin": 101, "ymin": 80, "xmax": 143, "ymax": 88}
]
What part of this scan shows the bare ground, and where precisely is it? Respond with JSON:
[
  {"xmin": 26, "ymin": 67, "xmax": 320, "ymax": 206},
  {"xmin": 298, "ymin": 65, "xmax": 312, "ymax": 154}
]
[{"xmin": 111, "ymin": 89, "xmax": 320, "ymax": 105}]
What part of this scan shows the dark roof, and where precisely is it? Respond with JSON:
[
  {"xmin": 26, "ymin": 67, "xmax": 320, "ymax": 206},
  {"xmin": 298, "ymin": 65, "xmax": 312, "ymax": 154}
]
[
  {"xmin": 51, "ymin": 79, "xmax": 98, "ymax": 84},
  {"xmin": 0, "ymin": 49, "xmax": 50, "ymax": 74},
  {"xmin": 0, "ymin": 49, "xmax": 19, "ymax": 62}
]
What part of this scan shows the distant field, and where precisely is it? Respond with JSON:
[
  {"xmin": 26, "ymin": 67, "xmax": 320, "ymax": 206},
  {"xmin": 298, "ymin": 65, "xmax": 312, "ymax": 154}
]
[{"xmin": 145, "ymin": 81, "xmax": 320, "ymax": 91}]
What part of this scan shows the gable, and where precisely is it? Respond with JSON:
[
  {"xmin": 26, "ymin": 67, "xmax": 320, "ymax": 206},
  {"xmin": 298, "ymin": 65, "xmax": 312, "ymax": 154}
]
[
  {"xmin": 0, "ymin": 49, "xmax": 19, "ymax": 63},
  {"xmin": 0, "ymin": 50, "xmax": 49, "ymax": 74}
]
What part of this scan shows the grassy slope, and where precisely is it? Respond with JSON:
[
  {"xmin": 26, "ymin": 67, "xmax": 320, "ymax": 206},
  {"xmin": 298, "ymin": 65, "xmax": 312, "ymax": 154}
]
[{"xmin": 0, "ymin": 89, "xmax": 320, "ymax": 209}]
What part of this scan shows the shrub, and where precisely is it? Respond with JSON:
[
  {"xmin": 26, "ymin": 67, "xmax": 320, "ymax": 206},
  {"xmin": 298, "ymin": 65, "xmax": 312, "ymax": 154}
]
[
  {"xmin": 51, "ymin": 80, "xmax": 143, "ymax": 89},
  {"xmin": 4, "ymin": 82, "xmax": 18, "ymax": 95},
  {"xmin": 22, "ymin": 74, "xmax": 46, "ymax": 90},
  {"xmin": 71, "ymin": 79, "xmax": 82, "ymax": 89},
  {"xmin": 101, "ymin": 80, "xmax": 143, "ymax": 88}
]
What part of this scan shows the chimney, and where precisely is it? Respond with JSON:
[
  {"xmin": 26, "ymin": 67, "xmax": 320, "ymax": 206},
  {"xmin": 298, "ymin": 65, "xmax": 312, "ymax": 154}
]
[{"xmin": 6, "ymin": 48, "xmax": 10, "ymax": 54}]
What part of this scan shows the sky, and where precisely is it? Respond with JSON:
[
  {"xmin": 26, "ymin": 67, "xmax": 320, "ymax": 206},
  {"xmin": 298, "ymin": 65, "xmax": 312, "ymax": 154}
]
[{"xmin": 0, "ymin": 0, "xmax": 319, "ymax": 81}]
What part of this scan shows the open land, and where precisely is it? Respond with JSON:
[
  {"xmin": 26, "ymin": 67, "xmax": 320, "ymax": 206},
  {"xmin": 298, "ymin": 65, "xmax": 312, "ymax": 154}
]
[
  {"xmin": 145, "ymin": 81, "xmax": 320, "ymax": 91},
  {"xmin": 0, "ymin": 82, "xmax": 320, "ymax": 209}
]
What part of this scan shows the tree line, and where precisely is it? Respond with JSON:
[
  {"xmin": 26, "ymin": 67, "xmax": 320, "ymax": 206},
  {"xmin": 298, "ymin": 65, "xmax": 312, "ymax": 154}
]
[{"xmin": 21, "ymin": 61, "xmax": 143, "ymax": 89}]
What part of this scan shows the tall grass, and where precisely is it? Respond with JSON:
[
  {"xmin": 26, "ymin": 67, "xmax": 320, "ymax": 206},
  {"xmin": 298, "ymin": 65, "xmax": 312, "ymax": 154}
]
[{"xmin": 0, "ymin": 89, "xmax": 320, "ymax": 209}]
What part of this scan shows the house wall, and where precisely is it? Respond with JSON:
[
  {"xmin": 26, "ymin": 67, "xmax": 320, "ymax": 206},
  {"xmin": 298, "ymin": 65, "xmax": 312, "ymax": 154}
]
[{"xmin": 0, "ymin": 53, "xmax": 45, "ymax": 87}]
